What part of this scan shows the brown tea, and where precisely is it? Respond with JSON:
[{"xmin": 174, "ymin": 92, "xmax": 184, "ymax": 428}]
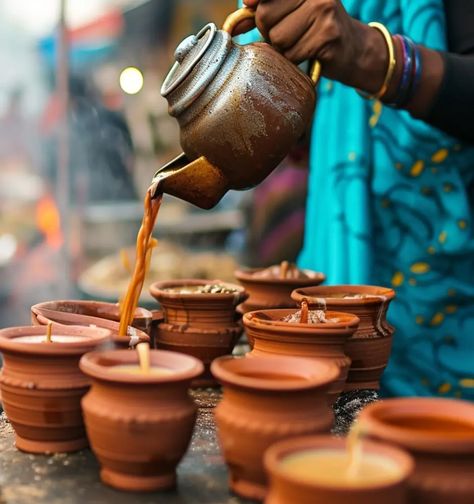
[
  {"xmin": 109, "ymin": 365, "xmax": 174, "ymax": 377},
  {"xmin": 119, "ymin": 191, "xmax": 162, "ymax": 336},
  {"xmin": 279, "ymin": 448, "xmax": 401, "ymax": 487}
]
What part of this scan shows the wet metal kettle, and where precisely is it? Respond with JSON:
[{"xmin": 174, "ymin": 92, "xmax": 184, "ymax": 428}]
[{"xmin": 150, "ymin": 7, "xmax": 320, "ymax": 209}]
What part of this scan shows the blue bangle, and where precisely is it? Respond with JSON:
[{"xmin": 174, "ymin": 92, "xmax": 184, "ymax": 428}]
[
  {"xmin": 404, "ymin": 37, "xmax": 422, "ymax": 106},
  {"xmin": 407, "ymin": 38, "xmax": 422, "ymax": 103}
]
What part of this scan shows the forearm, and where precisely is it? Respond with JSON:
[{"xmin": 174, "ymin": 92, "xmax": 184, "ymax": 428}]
[
  {"xmin": 243, "ymin": 0, "xmax": 474, "ymax": 142},
  {"xmin": 424, "ymin": 53, "xmax": 474, "ymax": 143},
  {"xmin": 349, "ymin": 32, "xmax": 473, "ymax": 143}
]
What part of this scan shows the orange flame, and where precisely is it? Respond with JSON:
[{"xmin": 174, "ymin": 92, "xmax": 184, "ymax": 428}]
[{"xmin": 36, "ymin": 195, "xmax": 63, "ymax": 249}]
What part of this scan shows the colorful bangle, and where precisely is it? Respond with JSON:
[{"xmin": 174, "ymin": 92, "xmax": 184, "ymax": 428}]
[
  {"xmin": 385, "ymin": 35, "xmax": 423, "ymax": 108},
  {"xmin": 358, "ymin": 22, "xmax": 397, "ymax": 100},
  {"xmin": 390, "ymin": 34, "xmax": 414, "ymax": 107},
  {"xmin": 406, "ymin": 37, "xmax": 422, "ymax": 104}
]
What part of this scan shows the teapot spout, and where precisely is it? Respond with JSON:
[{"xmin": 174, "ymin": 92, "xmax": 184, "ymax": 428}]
[{"xmin": 149, "ymin": 153, "xmax": 229, "ymax": 209}]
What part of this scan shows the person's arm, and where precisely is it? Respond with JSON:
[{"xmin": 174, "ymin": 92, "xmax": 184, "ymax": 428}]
[
  {"xmin": 242, "ymin": 0, "xmax": 474, "ymax": 143},
  {"xmin": 424, "ymin": 0, "xmax": 474, "ymax": 142}
]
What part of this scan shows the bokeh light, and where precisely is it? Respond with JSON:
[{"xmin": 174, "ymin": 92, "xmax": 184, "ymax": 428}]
[{"xmin": 119, "ymin": 67, "xmax": 143, "ymax": 95}]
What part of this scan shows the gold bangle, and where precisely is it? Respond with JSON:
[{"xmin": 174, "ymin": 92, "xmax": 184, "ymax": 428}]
[{"xmin": 358, "ymin": 22, "xmax": 396, "ymax": 100}]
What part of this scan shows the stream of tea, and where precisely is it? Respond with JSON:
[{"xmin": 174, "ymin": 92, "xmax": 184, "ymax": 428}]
[{"xmin": 118, "ymin": 190, "xmax": 162, "ymax": 337}]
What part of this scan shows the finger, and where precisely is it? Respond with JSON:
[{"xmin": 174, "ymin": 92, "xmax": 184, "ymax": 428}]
[
  {"xmin": 231, "ymin": 18, "xmax": 257, "ymax": 36},
  {"xmin": 284, "ymin": 13, "xmax": 340, "ymax": 64},
  {"xmin": 256, "ymin": 0, "xmax": 305, "ymax": 39},
  {"xmin": 243, "ymin": 0, "xmax": 260, "ymax": 7},
  {"xmin": 267, "ymin": 4, "xmax": 312, "ymax": 52}
]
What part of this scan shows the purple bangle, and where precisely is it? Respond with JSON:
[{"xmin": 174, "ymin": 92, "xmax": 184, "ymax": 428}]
[{"xmin": 390, "ymin": 35, "xmax": 414, "ymax": 107}]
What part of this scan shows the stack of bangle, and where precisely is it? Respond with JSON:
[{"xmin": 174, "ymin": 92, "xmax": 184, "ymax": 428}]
[
  {"xmin": 358, "ymin": 22, "xmax": 422, "ymax": 107},
  {"xmin": 390, "ymin": 34, "xmax": 422, "ymax": 107}
]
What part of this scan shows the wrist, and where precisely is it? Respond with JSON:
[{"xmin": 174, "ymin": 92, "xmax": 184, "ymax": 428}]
[{"xmin": 344, "ymin": 21, "xmax": 390, "ymax": 93}]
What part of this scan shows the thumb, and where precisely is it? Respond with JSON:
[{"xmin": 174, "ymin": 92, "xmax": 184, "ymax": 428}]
[
  {"xmin": 230, "ymin": 17, "xmax": 256, "ymax": 36},
  {"xmin": 243, "ymin": 0, "xmax": 260, "ymax": 8}
]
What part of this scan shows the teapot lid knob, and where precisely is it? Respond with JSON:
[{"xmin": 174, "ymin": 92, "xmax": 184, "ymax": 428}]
[
  {"xmin": 162, "ymin": 23, "xmax": 221, "ymax": 98},
  {"xmin": 175, "ymin": 35, "xmax": 198, "ymax": 63}
]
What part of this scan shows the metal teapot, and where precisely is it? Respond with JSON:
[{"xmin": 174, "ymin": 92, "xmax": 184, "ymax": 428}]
[{"xmin": 150, "ymin": 7, "xmax": 320, "ymax": 209}]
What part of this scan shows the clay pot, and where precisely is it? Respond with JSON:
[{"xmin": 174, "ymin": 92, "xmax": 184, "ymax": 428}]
[
  {"xmin": 358, "ymin": 397, "xmax": 474, "ymax": 504},
  {"xmin": 149, "ymin": 279, "xmax": 247, "ymax": 329},
  {"xmin": 0, "ymin": 325, "xmax": 111, "ymax": 453},
  {"xmin": 31, "ymin": 300, "xmax": 150, "ymax": 348},
  {"xmin": 235, "ymin": 267, "xmax": 325, "ymax": 313},
  {"xmin": 80, "ymin": 349, "xmax": 204, "ymax": 492},
  {"xmin": 150, "ymin": 309, "xmax": 164, "ymax": 348},
  {"xmin": 292, "ymin": 285, "xmax": 395, "ymax": 390},
  {"xmin": 264, "ymin": 435, "xmax": 414, "ymax": 504},
  {"xmin": 243, "ymin": 309, "xmax": 359, "ymax": 403},
  {"xmin": 211, "ymin": 355, "xmax": 339, "ymax": 501},
  {"xmin": 157, "ymin": 322, "xmax": 242, "ymax": 387}
]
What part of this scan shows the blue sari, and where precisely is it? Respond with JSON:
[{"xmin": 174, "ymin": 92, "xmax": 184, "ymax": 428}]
[{"xmin": 240, "ymin": 0, "xmax": 474, "ymax": 399}]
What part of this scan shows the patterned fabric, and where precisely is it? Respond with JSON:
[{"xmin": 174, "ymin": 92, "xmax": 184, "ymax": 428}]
[
  {"xmin": 297, "ymin": 0, "xmax": 474, "ymax": 399},
  {"xmin": 238, "ymin": 0, "xmax": 474, "ymax": 399}
]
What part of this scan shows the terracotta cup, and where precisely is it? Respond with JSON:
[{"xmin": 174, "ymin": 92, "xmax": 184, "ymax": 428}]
[
  {"xmin": 235, "ymin": 267, "xmax": 325, "ymax": 313},
  {"xmin": 80, "ymin": 349, "xmax": 204, "ymax": 492},
  {"xmin": 150, "ymin": 309, "xmax": 164, "ymax": 348},
  {"xmin": 211, "ymin": 355, "xmax": 340, "ymax": 501},
  {"xmin": 264, "ymin": 435, "xmax": 414, "ymax": 504},
  {"xmin": 292, "ymin": 285, "xmax": 395, "ymax": 390},
  {"xmin": 0, "ymin": 325, "xmax": 111, "ymax": 453},
  {"xmin": 358, "ymin": 397, "xmax": 474, "ymax": 504},
  {"xmin": 243, "ymin": 309, "xmax": 359, "ymax": 403},
  {"xmin": 157, "ymin": 322, "xmax": 242, "ymax": 387},
  {"xmin": 149, "ymin": 279, "xmax": 248, "ymax": 329},
  {"xmin": 31, "ymin": 300, "xmax": 150, "ymax": 348}
]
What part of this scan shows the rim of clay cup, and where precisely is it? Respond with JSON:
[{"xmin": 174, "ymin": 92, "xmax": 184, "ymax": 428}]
[
  {"xmin": 0, "ymin": 325, "xmax": 112, "ymax": 355},
  {"xmin": 80, "ymin": 349, "xmax": 204, "ymax": 384},
  {"xmin": 235, "ymin": 267, "xmax": 325, "ymax": 286},
  {"xmin": 31, "ymin": 299, "xmax": 152, "ymax": 322},
  {"xmin": 211, "ymin": 355, "xmax": 341, "ymax": 392},
  {"xmin": 359, "ymin": 397, "xmax": 474, "ymax": 453},
  {"xmin": 264, "ymin": 435, "xmax": 414, "ymax": 492},
  {"xmin": 291, "ymin": 285, "xmax": 395, "ymax": 306},
  {"xmin": 243, "ymin": 309, "xmax": 360, "ymax": 331},
  {"xmin": 149, "ymin": 278, "xmax": 248, "ymax": 303}
]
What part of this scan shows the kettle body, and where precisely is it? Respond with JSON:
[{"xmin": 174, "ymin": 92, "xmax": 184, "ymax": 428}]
[{"xmin": 152, "ymin": 9, "xmax": 317, "ymax": 208}]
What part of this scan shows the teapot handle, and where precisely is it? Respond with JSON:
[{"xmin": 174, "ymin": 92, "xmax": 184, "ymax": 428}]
[
  {"xmin": 222, "ymin": 6, "xmax": 255, "ymax": 34},
  {"xmin": 222, "ymin": 7, "xmax": 321, "ymax": 85}
]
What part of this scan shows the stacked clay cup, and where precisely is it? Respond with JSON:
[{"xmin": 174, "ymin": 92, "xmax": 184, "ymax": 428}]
[
  {"xmin": 243, "ymin": 305, "xmax": 359, "ymax": 403},
  {"xmin": 292, "ymin": 285, "xmax": 395, "ymax": 391},
  {"xmin": 150, "ymin": 279, "xmax": 247, "ymax": 386}
]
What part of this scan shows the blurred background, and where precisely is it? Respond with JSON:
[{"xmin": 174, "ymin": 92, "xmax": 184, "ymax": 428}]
[{"xmin": 0, "ymin": 0, "xmax": 309, "ymax": 326}]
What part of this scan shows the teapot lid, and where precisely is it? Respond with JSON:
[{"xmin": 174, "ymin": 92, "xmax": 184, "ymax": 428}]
[{"xmin": 161, "ymin": 23, "xmax": 232, "ymax": 115}]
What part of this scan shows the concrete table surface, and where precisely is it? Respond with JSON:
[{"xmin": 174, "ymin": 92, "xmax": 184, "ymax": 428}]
[{"xmin": 0, "ymin": 389, "xmax": 377, "ymax": 504}]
